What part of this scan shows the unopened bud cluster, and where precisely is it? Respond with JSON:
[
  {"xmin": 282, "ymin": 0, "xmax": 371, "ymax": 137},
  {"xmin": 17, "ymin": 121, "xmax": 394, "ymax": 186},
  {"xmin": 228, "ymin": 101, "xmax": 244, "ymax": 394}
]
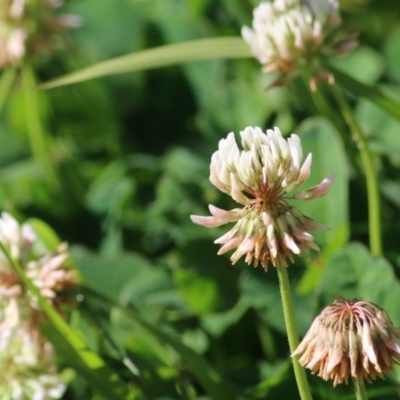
[
  {"xmin": 191, "ymin": 126, "xmax": 333, "ymax": 269},
  {"xmin": 0, "ymin": 0, "xmax": 81, "ymax": 68},
  {"xmin": 0, "ymin": 212, "xmax": 78, "ymax": 399},
  {"xmin": 242, "ymin": 0, "xmax": 358, "ymax": 88},
  {"xmin": 292, "ymin": 298, "xmax": 400, "ymax": 386}
]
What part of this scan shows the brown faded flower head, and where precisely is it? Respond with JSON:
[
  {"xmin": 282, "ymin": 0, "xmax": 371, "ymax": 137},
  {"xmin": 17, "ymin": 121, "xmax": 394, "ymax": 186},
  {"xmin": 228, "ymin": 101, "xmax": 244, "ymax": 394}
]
[
  {"xmin": 190, "ymin": 126, "xmax": 333, "ymax": 270},
  {"xmin": 292, "ymin": 298, "xmax": 400, "ymax": 386}
]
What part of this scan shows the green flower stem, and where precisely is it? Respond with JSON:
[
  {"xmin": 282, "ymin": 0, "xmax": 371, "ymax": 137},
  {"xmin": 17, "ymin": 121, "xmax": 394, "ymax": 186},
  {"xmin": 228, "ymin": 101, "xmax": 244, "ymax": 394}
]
[
  {"xmin": 328, "ymin": 84, "xmax": 382, "ymax": 257},
  {"xmin": 354, "ymin": 377, "xmax": 369, "ymax": 400},
  {"xmin": 0, "ymin": 68, "xmax": 16, "ymax": 116},
  {"xmin": 276, "ymin": 261, "xmax": 313, "ymax": 400}
]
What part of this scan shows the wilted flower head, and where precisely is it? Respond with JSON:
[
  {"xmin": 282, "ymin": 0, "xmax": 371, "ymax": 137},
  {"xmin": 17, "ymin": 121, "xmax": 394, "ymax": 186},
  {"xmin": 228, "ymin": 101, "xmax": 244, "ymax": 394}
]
[
  {"xmin": 191, "ymin": 126, "xmax": 333, "ymax": 270},
  {"xmin": 292, "ymin": 298, "xmax": 400, "ymax": 386},
  {"xmin": 0, "ymin": 0, "xmax": 81, "ymax": 68},
  {"xmin": 0, "ymin": 212, "xmax": 77, "ymax": 306},
  {"xmin": 0, "ymin": 321, "xmax": 65, "ymax": 399},
  {"xmin": 241, "ymin": 0, "xmax": 358, "ymax": 89}
]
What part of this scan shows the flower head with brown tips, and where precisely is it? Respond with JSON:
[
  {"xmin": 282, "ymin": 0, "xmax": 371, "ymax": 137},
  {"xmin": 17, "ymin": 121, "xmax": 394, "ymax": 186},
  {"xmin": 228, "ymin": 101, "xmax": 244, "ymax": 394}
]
[
  {"xmin": 191, "ymin": 126, "xmax": 333, "ymax": 269},
  {"xmin": 292, "ymin": 298, "xmax": 400, "ymax": 386}
]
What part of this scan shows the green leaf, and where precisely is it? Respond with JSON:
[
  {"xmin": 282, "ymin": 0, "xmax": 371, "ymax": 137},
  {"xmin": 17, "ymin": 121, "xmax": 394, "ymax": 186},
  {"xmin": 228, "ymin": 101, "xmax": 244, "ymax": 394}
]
[
  {"xmin": 328, "ymin": 64, "xmax": 400, "ymax": 123},
  {"xmin": 320, "ymin": 243, "xmax": 400, "ymax": 326},
  {"xmin": 295, "ymin": 117, "xmax": 349, "ymax": 247},
  {"xmin": 174, "ymin": 268, "xmax": 220, "ymax": 314},
  {"xmin": 330, "ymin": 46, "xmax": 385, "ymax": 85},
  {"xmin": 84, "ymin": 287, "xmax": 239, "ymax": 400},
  {"xmin": 385, "ymin": 25, "xmax": 400, "ymax": 84},
  {"xmin": 40, "ymin": 37, "xmax": 251, "ymax": 89},
  {"xmin": 0, "ymin": 241, "xmax": 134, "ymax": 400},
  {"xmin": 26, "ymin": 218, "xmax": 62, "ymax": 252}
]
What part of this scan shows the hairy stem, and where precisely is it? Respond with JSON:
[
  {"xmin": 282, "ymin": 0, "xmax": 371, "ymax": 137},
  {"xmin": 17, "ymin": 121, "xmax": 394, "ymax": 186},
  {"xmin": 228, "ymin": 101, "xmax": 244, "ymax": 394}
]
[
  {"xmin": 276, "ymin": 262, "xmax": 313, "ymax": 400},
  {"xmin": 354, "ymin": 377, "xmax": 369, "ymax": 400}
]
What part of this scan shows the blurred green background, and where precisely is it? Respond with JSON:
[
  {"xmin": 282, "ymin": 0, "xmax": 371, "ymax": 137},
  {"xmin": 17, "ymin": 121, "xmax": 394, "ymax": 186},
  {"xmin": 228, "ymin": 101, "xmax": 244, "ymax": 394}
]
[{"xmin": 2, "ymin": 0, "xmax": 400, "ymax": 398}]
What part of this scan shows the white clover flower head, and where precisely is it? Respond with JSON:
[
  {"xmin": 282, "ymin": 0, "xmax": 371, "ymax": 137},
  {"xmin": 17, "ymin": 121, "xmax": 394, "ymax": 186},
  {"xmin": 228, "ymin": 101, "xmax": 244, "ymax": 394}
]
[
  {"xmin": 0, "ymin": 321, "xmax": 65, "ymax": 399},
  {"xmin": 191, "ymin": 126, "xmax": 333, "ymax": 270},
  {"xmin": 292, "ymin": 298, "xmax": 400, "ymax": 386},
  {"xmin": 0, "ymin": 0, "xmax": 81, "ymax": 69},
  {"xmin": 242, "ymin": 0, "xmax": 358, "ymax": 88}
]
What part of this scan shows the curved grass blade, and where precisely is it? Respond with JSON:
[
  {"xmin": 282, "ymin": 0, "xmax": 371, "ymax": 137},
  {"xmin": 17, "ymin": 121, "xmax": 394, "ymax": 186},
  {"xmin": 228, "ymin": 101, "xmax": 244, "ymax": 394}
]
[
  {"xmin": 82, "ymin": 286, "xmax": 239, "ymax": 400},
  {"xmin": 0, "ymin": 241, "xmax": 135, "ymax": 400},
  {"xmin": 40, "ymin": 37, "xmax": 251, "ymax": 89},
  {"xmin": 328, "ymin": 63, "xmax": 400, "ymax": 123}
]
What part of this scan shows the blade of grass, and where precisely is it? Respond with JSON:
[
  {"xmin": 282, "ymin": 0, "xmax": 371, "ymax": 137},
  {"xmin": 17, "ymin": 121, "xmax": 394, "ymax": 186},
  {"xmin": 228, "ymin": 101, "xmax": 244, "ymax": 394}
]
[
  {"xmin": 81, "ymin": 286, "xmax": 239, "ymax": 400},
  {"xmin": 0, "ymin": 240, "xmax": 135, "ymax": 400},
  {"xmin": 0, "ymin": 68, "xmax": 16, "ymax": 115},
  {"xmin": 40, "ymin": 37, "xmax": 251, "ymax": 89},
  {"xmin": 327, "ymin": 63, "xmax": 400, "ymax": 123}
]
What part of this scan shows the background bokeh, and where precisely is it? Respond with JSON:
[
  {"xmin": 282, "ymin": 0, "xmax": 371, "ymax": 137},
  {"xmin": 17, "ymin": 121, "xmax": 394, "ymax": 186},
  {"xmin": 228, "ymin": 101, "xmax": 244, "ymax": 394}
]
[{"xmin": 2, "ymin": 0, "xmax": 400, "ymax": 398}]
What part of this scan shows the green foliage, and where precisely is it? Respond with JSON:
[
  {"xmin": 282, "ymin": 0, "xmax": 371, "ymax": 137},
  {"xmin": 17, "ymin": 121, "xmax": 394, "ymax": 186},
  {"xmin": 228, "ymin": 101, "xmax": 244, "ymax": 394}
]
[{"xmin": 1, "ymin": 1, "xmax": 400, "ymax": 399}]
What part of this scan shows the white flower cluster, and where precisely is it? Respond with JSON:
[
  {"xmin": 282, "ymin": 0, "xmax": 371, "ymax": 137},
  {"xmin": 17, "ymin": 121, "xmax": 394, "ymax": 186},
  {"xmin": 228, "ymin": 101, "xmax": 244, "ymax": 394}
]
[
  {"xmin": 0, "ymin": 0, "xmax": 81, "ymax": 69},
  {"xmin": 191, "ymin": 127, "xmax": 333, "ymax": 269},
  {"xmin": 0, "ymin": 323, "xmax": 65, "ymax": 400},
  {"xmin": 0, "ymin": 212, "xmax": 77, "ymax": 399},
  {"xmin": 242, "ymin": 0, "xmax": 357, "ymax": 86}
]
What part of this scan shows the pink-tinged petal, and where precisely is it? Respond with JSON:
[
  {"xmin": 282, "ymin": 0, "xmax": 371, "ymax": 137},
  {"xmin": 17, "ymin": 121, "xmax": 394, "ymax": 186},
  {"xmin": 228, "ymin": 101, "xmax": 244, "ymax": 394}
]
[
  {"xmin": 361, "ymin": 323, "xmax": 378, "ymax": 366},
  {"xmin": 305, "ymin": 241, "xmax": 320, "ymax": 251},
  {"xmin": 296, "ymin": 153, "xmax": 312, "ymax": 186},
  {"xmin": 214, "ymin": 227, "xmax": 239, "ymax": 244},
  {"xmin": 282, "ymin": 232, "xmax": 300, "ymax": 254},
  {"xmin": 326, "ymin": 331, "xmax": 344, "ymax": 373},
  {"xmin": 292, "ymin": 229, "xmax": 314, "ymax": 242},
  {"xmin": 307, "ymin": 346, "xmax": 329, "ymax": 369},
  {"xmin": 208, "ymin": 205, "xmax": 239, "ymax": 223},
  {"xmin": 294, "ymin": 174, "xmax": 334, "ymax": 200},
  {"xmin": 301, "ymin": 216, "xmax": 330, "ymax": 231},
  {"xmin": 218, "ymin": 237, "xmax": 242, "ymax": 255},
  {"xmin": 380, "ymin": 333, "xmax": 400, "ymax": 354},
  {"xmin": 237, "ymin": 238, "xmax": 256, "ymax": 254},
  {"xmin": 190, "ymin": 215, "xmax": 226, "ymax": 228},
  {"xmin": 262, "ymin": 211, "xmax": 273, "ymax": 227}
]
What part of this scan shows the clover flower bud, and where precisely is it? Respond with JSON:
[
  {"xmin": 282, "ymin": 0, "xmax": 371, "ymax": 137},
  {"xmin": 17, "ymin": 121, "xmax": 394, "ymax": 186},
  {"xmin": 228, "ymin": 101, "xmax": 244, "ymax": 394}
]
[{"xmin": 242, "ymin": 0, "xmax": 358, "ymax": 89}]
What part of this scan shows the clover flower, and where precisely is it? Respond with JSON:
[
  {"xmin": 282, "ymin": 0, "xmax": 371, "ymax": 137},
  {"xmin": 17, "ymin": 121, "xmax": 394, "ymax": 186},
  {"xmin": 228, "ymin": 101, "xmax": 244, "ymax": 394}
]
[
  {"xmin": 241, "ymin": 0, "xmax": 358, "ymax": 89},
  {"xmin": 191, "ymin": 126, "xmax": 333, "ymax": 269},
  {"xmin": 0, "ymin": 0, "xmax": 81, "ymax": 69},
  {"xmin": 0, "ymin": 212, "xmax": 76, "ymax": 399},
  {"xmin": 0, "ymin": 320, "xmax": 65, "ymax": 399},
  {"xmin": 292, "ymin": 298, "xmax": 400, "ymax": 386},
  {"xmin": 0, "ymin": 212, "xmax": 77, "ymax": 307}
]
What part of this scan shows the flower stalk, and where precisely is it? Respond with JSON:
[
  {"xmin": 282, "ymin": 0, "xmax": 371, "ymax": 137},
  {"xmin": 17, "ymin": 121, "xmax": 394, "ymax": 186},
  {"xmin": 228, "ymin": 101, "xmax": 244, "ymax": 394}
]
[
  {"xmin": 276, "ymin": 260, "xmax": 313, "ymax": 400},
  {"xmin": 328, "ymin": 84, "xmax": 382, "ymax": 256},
  {"xmin": 354, "ymin": 377, "xmax": 369, "ymax": 400}
]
